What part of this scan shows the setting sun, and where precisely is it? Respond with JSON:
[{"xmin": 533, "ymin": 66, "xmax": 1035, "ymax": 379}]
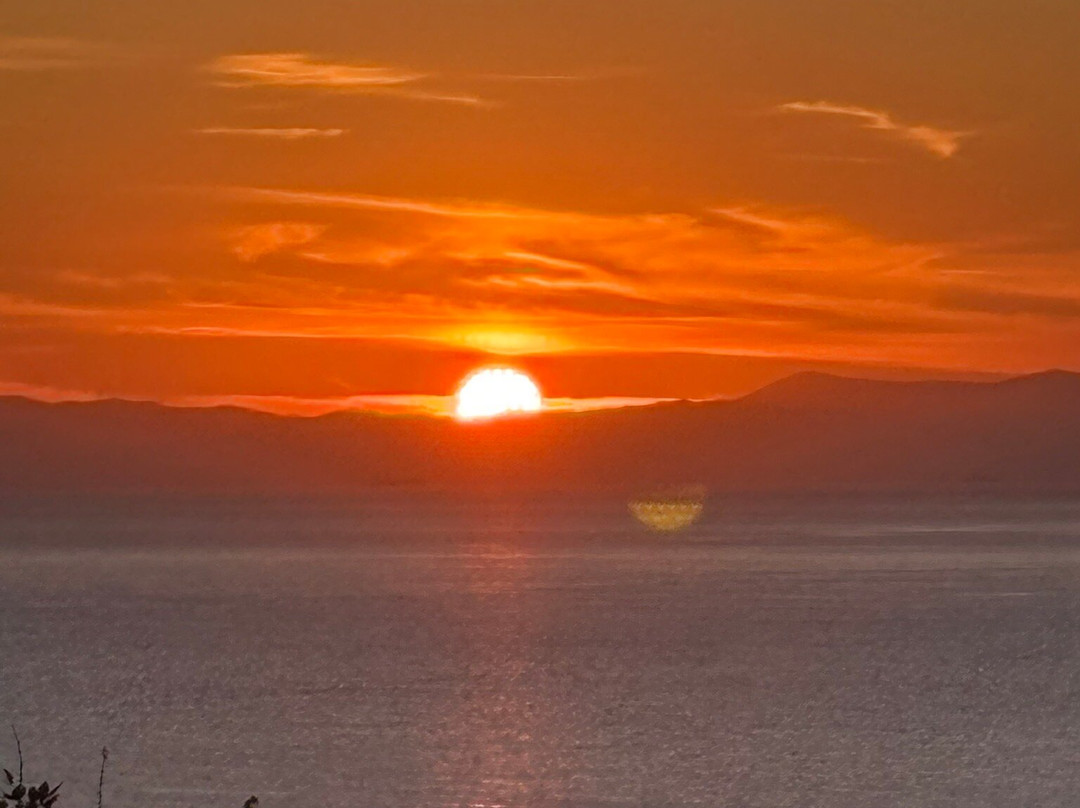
[{"xmin": 455, "ymin": 367, "xmax": 543, "ymax": 420}]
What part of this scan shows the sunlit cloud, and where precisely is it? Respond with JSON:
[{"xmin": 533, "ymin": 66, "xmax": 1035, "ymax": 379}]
[
  {"xmin": 779, "ymin": 101, "xmax": 970, "ymax": 158},
  {"xmin": 0, "ymin": 292, "xmax": 118, "ymax": 319},
  {"xmin": 206, "ymin": 52, "xmax": 486, "ymax": 106},
  {"xmin": 0, "ymin": 36, "xmax": 111, "ymax": 71},
  {"xmin": 55, "ymin": 271, "xmax": 174, "ymax": 290},
  {"xmin": 395, "ymin": 90, "xmax": 489, "ymax": 107},
  {"xmin": 481, "ymin": 74, "xmax": 590, "ymax": 82},
  {"xmin": 231, "ymin": 222, "xmax": 327, "ymax": 262},
  {"xmin": 223, "ymin": 187, "xmax": 530, "ymax": 219},
  {"xmin": 476, "ymin": 66, "xmax": 642, "ymax": 82},
  {"xmin": 237, "ymin": 190, "xmax": 1077, "ymax": 364},
  {"xmin": 10, "ymin": 185, "xmax": 1080, "ymax": 379},
  {"xmin": 213, "ymin": 186, "xmax": 1046, "ymax": 339},
  {"xmin": 707, "ymin": 206, "xmax": 841, "ymax": 239},
  {"xmin": 195, "ymin": 127, "xmax": 347, "ymax": 139},
  {"xmin": 207, "ymin": 52, "xmax": 423, "ymax": 88}
]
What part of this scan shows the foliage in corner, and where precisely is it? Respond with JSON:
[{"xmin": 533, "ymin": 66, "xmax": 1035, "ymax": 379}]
[
  {"xmin": 2, "ymin": 728, "xmax": 257, "ymax": 808},
  {"xmin": 1, "ymin": 728, "xmax": 60, "ymax": 808}
]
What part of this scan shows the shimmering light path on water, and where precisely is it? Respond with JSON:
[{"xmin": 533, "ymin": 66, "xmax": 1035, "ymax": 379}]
[{"xmin": 2, "ymin": 497, "xmax": 1080, "ymax": 807}]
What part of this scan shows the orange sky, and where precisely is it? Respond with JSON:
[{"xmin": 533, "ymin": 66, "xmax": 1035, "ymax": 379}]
[{"xmin": 2, "ymin": 1, "xmax": 1079, "ymax": 411}]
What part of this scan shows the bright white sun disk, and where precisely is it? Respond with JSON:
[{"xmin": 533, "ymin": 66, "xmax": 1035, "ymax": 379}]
[{"xmin": 455, "ymin": 368, "xmax": 543, "ymax": 420}]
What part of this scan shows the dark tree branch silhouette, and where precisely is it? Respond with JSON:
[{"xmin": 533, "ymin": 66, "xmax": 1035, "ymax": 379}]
[{"xmin": 2, "ymin": 730, "xmax": 257, "ymax": 808}]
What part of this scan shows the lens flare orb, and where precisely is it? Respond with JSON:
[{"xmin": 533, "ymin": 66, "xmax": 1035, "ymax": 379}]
[{"xmin": 629, "ymin": 486, "xmax": 706, "ymax": 532}]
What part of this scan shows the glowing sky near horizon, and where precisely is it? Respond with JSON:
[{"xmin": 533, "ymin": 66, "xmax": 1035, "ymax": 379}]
[{"xmin": 2, "ymin": 0, "xmax": 1079, "ymax": 411}]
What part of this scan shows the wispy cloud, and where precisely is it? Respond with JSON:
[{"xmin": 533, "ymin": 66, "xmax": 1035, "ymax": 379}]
[
  {"xmin": 15, "ymin": 185, "xmax": 1080, "ymax": 374},
  {"xmin": 478, "ymin": 72, "xmax": 596, "ymax": 84},
  {"xmin": 395, "ymin": 90, "xmax": 489, "ymax": 107},
  {"xmin": 212, "ymin": 186, "xmax": 955, "ymax": 336},
  {"xmin": 477, "ymin": 67, "xmax": 641, "ymax": 83},
  {"xmin": 0, "ymin": 36, "xmax": 110, "ymax": 71},
  {"xmin": 707, "ymin": 206, "xmax": 838, "ymax": 238},
  {"xmin": 780, "ymin": 153, "xmax": 887, "ymax": 165},
  {"xmin": 195, "ymin": 127, "xmax": 347, "ymax": 140},
  {"xmin": 206, "ymin": 52, "xmax": 487, "ymax": 106},
  {"xmin": 208, "ymin": 53, "xmax": 423, "ymax": 88},
  {"xmin": 231, "ymin": 222, "xmax": 327, "ymax": 261},
  {"xmin": 779, "ymin": 101, "xmax": 969, "ymax": 158},
  {"xmin": 223, "ymin": 187, "xmax": 545, "ymax": 220}
]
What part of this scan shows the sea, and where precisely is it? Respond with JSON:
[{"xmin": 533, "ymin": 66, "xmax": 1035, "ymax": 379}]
[{"xmin": 2, "ymin": 494, "xmax": 1080, "ymax": 808}]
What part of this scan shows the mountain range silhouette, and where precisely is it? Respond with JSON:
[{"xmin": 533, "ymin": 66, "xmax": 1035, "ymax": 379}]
[{"xmin": 2, "ymin": 371, "xmax": 1077, "ymax": 494}]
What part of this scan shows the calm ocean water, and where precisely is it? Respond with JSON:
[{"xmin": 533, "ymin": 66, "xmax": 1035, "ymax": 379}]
[{"xmin": 2, "ymin": 495, "xmax": 1080, "ymax": 807}]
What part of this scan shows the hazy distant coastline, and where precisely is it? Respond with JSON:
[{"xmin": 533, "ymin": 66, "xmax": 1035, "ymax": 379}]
[{"xmin": 2, "ymin": 370, "xmax": 1079, "ymax": 495}]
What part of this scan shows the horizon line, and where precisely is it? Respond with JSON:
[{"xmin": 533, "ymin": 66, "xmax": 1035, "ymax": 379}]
[{"xmin": 1, "ymin": 368, "xmax": 1075, "ymax": 419}]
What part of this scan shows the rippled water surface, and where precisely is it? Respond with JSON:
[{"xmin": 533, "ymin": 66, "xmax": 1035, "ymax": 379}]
[{"xmin": 2, "ymin": 496, "xmax": 1080, "ymax": 807}]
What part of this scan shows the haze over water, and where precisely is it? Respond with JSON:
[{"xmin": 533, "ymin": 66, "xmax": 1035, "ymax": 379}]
[{"xmin": 3, "ymin": 495, "xmax": 1080, "ymax": 807}]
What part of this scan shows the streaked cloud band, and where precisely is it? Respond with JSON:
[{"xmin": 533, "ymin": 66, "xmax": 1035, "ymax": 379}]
[
  {"xmin": 779, "ymin": 101, "xmax": 969, "ymax": 158},
  {"xmin": 195, "ymin": 127, "xmax": 347, "ymax": 139},
  {"xmin": 206, "ymin": 52, "xmax": 486, "ymax": 106}
]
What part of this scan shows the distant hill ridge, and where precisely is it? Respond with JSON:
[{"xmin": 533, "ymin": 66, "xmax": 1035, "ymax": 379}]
[
  {"xmin": 1, "ymin": 370, "xmax": 1078, "ymax": 494},
  {"xmin": 743, "ymin": 368, "xmax": 1080, "ymax": 407}
]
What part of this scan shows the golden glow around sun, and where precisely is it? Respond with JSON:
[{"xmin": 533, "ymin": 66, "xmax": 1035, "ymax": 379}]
[{"xmin": 455, "ymin": 367, "xmax": 543, "ymax": 420}]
